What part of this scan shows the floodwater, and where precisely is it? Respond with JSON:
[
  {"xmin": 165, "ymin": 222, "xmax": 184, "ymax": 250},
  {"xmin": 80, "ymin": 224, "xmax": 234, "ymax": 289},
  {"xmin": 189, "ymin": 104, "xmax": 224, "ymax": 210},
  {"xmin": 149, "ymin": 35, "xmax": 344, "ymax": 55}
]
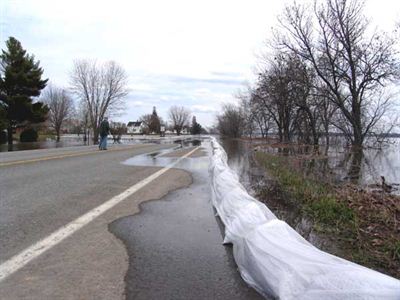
[
  {"xmin": 219, "ymin": 139, "xmax": 318, "ymax": 240},
  {"xmin": 255, "ymin": 137, "xmax": 400, "ymax": 194},
  {"xmin": 109, "ymin": 137, "xmax": 265, "ymax": 300},
  {"xmin": 0, "ymin": 135, "xmax": 90, "ymax": 152},
  {"xmin": 218, "ymin": 137, "xmax": 400, "ymax": 253},
  {"xmin": 0, "ymin": 134, "xmax": 207, "ymax": 152}
]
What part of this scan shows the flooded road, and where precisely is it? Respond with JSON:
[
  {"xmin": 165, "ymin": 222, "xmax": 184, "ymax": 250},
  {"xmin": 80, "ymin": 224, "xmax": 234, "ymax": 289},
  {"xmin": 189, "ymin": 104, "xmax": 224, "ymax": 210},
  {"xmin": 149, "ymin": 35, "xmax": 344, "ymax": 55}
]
[{"xmin": 108, "ymin": 138, "xmax": 264, "ymax": 300}]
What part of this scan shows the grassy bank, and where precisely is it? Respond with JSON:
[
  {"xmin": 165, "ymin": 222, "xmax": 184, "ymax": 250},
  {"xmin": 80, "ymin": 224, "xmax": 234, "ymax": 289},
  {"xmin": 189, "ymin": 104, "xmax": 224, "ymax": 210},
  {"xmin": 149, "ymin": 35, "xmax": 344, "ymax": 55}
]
[{"xmin": 255, "ymin": 150, "xmax": 400, "ymax": 278}]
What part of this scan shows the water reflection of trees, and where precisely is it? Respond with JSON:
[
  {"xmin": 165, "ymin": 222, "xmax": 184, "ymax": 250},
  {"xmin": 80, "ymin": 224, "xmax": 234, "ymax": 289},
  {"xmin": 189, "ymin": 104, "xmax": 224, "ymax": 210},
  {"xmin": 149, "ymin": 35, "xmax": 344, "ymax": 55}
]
[
  {"xmin": 345, "ymin": 150, "xmax": 364, "ymax": 184},
  {"xmin": 272, "ymin": 143, "xmax": 366, "ymax": 185},
  {"xmin": 224, "ymin": 138, "xmax": 399, "ymax": 189},
  {"xmin": 220, "ymin": 139, "xmax": 250, "ymax": 183}
]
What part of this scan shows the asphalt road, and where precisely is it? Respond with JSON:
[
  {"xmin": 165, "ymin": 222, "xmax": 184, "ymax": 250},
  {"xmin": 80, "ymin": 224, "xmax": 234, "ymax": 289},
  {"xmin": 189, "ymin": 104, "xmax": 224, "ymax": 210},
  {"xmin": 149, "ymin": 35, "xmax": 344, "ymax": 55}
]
[
  {"xmin": 111, "ymin": 143, "xmax": 263, "ymax": 300},
  {"xmin": 0, "ymin": 141, "xmax": 264, "ymax": 299}
]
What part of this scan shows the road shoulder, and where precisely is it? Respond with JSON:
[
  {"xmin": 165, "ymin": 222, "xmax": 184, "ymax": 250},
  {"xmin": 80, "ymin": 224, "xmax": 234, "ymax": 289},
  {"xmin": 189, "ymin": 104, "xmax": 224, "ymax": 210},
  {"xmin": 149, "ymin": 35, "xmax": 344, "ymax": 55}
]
[{"xmin": 0, "ymin": 168, "xmax": 192, "ymax": 300}]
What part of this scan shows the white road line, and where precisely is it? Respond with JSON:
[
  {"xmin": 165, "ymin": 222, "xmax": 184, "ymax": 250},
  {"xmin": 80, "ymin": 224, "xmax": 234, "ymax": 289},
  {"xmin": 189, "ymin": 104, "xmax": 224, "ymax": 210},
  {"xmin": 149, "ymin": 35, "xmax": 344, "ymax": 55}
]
[{"xmin": 0, "ymin": 146, "xmax": 200, "ymax": 283}]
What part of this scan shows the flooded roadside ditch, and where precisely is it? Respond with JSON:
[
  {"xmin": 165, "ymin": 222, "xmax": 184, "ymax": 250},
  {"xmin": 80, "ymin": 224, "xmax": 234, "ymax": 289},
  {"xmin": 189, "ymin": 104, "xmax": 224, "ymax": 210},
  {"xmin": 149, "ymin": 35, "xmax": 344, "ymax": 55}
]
[{"xmin": 218, "ymin": 138, "xmax": 400, "ymax": 279}]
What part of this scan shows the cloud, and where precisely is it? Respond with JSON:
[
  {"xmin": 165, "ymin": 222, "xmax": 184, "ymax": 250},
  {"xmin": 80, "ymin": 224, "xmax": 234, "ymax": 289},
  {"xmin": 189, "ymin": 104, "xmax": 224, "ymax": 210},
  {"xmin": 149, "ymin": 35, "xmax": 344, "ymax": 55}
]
[
  {"xmin": 168, "ymin": 75, "xmax": 245, "ymax": 86},
  {"xmin": 190, "ymin": 105, "xmax": 219, "ymax": 114},
  {"xmin": 132, "ymin": 101, "xmax": 146, "ymax": 107},
  {"xmin": 3, "ymin": 0, "xmax": 399, "ymax": 126}
]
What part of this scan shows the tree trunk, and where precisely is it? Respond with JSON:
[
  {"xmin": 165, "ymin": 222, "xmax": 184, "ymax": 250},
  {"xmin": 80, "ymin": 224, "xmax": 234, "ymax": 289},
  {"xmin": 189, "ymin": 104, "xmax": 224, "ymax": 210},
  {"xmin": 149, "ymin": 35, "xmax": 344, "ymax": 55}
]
[
  {"xmin": 324, "ymin": 129, "xmax": 330, "ymax": 155},
  {"xmin": 260, "ymin": 127, "xmax": 265, "ymax": 138},
  {"xmin": 351, "ymin": 103, "xmax": 364, "ymax": 148},
  {"xmin": 325, "ymin": 129, "xmax": 330, "ymax": 147},
  {"xmin": 7, "ymin": 126, "xmax": 13, "ymax": 151},
  {"xmin": 56, "ymin": 128, "xmax": 61, "ymax": 142},
  {"xmin": 352, "ymin": 125, "xmax": 363, "ymax": 149},
  {"xmin": 347, "ymin": 150, "xmax": 363, "ymax": 184},
  {"xmin": 283, "ymin": 128, "xmax": 290, "ymax": 143},
  {"xmin": 308, "ymin": 114, "xmax": 319, "ymax": 146},
  {"xmin": 93, "ymin": 127, "xmax": 99, "ymax": 144},
  {"xmin": 311, "ymin": 125, "xmax": 319, "ymax": 146}
]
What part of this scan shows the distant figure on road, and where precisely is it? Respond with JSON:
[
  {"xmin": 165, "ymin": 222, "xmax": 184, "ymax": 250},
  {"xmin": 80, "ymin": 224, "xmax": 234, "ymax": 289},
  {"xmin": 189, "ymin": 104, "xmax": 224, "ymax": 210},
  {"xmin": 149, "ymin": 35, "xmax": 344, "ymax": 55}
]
[{"xmin": 99, "ymin": 117, "xmax": 110, "ymax": 150}]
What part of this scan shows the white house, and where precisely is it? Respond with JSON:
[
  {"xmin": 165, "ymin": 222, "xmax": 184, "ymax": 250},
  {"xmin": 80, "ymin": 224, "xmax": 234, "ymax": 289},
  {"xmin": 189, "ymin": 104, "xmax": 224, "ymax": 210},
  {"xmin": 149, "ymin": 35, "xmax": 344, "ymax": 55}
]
[
  {"xmin": 127, "ymin": 121, "xmax": 144, "ymax": 134},
  {"xmin": 181, "ymin": 127, "xmax": 190, "ymax": 135}
]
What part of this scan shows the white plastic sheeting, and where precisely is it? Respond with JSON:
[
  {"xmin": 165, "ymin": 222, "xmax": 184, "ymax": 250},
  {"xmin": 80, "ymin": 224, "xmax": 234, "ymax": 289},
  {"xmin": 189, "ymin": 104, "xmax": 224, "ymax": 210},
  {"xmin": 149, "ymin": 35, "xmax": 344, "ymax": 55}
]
[{"xmin": 209, "ymin": 138, "xmax": 400, "ymax": 299}]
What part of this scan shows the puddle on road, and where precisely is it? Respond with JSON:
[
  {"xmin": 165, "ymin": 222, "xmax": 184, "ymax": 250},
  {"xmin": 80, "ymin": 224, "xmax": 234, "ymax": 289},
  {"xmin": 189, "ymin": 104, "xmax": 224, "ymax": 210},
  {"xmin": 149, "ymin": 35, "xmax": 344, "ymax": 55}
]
[
  {"xmin": 122, "ymin": 139, "xmax": 209, "ymax": 171},
  {"xmin": 109, "ymin": 138, "xmax": 265, "ymax": 300}
]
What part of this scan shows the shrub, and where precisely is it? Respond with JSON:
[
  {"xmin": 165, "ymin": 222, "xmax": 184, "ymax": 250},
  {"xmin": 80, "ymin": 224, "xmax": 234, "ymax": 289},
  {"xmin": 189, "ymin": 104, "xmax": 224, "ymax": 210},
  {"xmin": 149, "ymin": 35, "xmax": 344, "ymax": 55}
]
[{"xmin": 20, "ymin": 128, "xmax": 38, "ymax": 142}]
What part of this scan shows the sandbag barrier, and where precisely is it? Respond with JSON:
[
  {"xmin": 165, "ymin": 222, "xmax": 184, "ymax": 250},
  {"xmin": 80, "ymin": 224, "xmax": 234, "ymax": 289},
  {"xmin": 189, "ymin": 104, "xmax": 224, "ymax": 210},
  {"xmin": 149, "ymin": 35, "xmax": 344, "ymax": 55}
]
[{"xmin": 209, "ymin": 138, "xmax": 400, "ymax": 299}]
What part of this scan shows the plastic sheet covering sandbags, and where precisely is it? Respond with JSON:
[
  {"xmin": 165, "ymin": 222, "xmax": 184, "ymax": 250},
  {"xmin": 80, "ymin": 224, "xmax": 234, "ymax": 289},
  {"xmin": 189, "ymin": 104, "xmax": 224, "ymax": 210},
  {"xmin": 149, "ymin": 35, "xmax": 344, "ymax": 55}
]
[{"xmin": 209, "ymin": 137, "xmax": 400, "ymax": 299}]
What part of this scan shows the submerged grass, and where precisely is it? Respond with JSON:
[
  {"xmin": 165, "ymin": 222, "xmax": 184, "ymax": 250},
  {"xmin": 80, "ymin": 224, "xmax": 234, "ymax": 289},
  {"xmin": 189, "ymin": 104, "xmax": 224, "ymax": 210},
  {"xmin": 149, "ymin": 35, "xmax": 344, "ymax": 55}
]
[{"xmin": 255, "ymin": 152, "xmax": 355, "ymax": 229}]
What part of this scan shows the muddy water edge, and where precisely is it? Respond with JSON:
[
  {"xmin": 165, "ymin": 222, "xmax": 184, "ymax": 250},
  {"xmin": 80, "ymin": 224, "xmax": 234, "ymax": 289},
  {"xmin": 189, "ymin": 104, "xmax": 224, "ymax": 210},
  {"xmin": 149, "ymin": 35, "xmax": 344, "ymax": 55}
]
[{"xmin": 218, "ymin": 138, "xmax": 400, "ymax": 279}]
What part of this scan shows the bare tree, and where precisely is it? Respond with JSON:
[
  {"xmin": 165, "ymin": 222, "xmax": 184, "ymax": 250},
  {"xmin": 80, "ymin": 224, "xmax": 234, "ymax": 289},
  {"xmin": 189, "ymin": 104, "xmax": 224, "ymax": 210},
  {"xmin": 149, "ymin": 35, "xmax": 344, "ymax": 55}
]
[
  {"xmin": 217, "ymin": 104, "xmax": 244, "ymax": 138},
  {"xmin": 139, "ymin": 114, "xmax": 152, "ymax": 135},
  {"xmin": 168, "ymin": 105, "xmax": 191, "ymax": 135},
  {"xmin": 288, "ymin": 56, "xmax": 322, "ymax": 146},
  {"xmin": 315, "ymin": 84, "xmax": 338, "ymax": 148},
  {"xmin": 42, "ymin": 84, "xmax": 74, "ymax": 142},
  {"xmin": 276, "ymin": 0, "xmax": 398, "ymax": 148},
  {"xmin": 70, "ymin": 60, "xmax": 128, "ymax": 143},
  {"xmin": 254, "ymin": 54, "xmax": 299, "ymax": 143},
  {"xmin": 77, "ymin": 101, "xmax": 91, "ymax": 143},
  {"xmin": 237, "ymin": 89, "xmax": 256, "ymax": 138}
]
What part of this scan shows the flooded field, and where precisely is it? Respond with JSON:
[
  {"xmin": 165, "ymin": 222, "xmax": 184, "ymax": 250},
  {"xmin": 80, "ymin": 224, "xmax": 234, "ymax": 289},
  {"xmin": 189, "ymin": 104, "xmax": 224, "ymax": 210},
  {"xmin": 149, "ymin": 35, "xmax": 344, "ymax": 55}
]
[
  {"xmin": 218, "ymin": 139, "xmax": 320, "ymax": 243},
  {"xmin": 219, "ymin": 137, "xmax": 400, "ymax": 225},
  {"xmin": 0, "ymin": 134, "xmax": 204, "ymax": 152},
  {"xmin": 219, "ymin": 137, "xmax": 400, "ymax": 278},
  {"xmin": 254, "ymin": 137, "xmax": 400, "ymax": 194},
  {"xmin": 0, "ymin": 136, "xmax": 90, "ymax": 152}
]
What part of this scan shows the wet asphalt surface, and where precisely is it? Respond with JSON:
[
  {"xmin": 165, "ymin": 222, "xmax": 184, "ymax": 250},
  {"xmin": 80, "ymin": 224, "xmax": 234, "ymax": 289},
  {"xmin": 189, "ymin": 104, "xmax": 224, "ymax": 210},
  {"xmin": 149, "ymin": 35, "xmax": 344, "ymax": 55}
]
[
  {"xmin": 109, "ymin": 140, "xmax": 265, "ymax": 300},
  {"xmin": 0, "ymin": 143, "xmax": 178, "ymax": 263}
]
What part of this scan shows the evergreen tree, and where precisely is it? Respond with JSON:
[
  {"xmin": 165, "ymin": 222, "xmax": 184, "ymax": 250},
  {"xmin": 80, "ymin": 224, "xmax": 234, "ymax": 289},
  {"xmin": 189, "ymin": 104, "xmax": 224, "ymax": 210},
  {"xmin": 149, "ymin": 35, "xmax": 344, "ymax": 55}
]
[
  {"xmin": 190, "ymin": 116, "xmax": 202, "ymax": 135},
  {"xmin": 0, "ymin": 37, "xmax": 48, "ymax": 150},
  {"xmin": 149, "ymin": 106, "xmax": 161, "ymax": 134},
  {"xmin": 0, "ymin": 104, "xmax": 7, "ymax": 143}
]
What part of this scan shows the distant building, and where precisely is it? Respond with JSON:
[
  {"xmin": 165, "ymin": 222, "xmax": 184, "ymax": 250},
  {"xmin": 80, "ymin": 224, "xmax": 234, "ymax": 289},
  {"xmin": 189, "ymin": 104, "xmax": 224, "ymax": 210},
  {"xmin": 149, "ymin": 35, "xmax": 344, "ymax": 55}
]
[
  {"xmin": 174, "ymin": 126, "xmax": 190, "ymax": 135},
  {"xmin": 181, "ymin": 127, "xmax": 190, "ymax": 135},
  {"xmin": 127, "ymin": 121, "xmax": 144, "ymax": 134}
]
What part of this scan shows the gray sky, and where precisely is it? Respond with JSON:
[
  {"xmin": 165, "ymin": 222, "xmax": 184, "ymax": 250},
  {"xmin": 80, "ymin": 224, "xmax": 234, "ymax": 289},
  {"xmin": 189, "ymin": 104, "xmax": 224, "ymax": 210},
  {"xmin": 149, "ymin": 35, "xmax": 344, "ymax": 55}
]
[{"xmin": 1, "ymin": 0, "xmax": 400, "ymax": 127}]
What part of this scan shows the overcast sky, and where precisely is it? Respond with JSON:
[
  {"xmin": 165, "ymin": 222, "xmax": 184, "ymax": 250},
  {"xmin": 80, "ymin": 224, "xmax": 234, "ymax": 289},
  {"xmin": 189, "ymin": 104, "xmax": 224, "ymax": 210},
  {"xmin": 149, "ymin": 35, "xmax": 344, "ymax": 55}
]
[{"xmin": 1, "ymin": 0, "xmax": 400, "ymax": 127}]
